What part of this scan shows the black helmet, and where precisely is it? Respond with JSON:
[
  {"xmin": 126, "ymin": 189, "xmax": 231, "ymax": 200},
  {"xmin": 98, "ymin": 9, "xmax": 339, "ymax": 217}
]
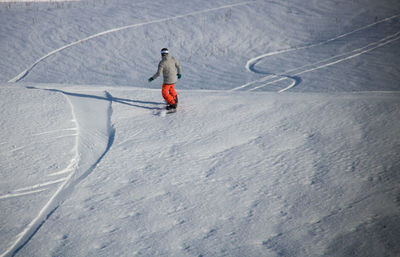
[{"xmin": 161, "ymin": 48, "xmax": 169, "ymax": 56}]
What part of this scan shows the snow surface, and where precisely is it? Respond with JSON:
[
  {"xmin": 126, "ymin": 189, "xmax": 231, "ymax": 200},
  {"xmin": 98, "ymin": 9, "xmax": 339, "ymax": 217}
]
[{"xmin": 1, "ymin": 0, "xmax": 400, "ymax": 256}]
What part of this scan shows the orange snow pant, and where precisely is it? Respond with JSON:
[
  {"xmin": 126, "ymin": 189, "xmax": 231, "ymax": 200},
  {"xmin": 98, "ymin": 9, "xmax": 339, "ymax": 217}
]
[{"xmin": 162, "ymin": 83, "xmax": 177, "ymax": 105}]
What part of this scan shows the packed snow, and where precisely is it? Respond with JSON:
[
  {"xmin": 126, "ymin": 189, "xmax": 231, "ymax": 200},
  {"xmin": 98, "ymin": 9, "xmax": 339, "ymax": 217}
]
[{"xmin": 1, "ymin": 0, "xmax": 400, "ymax": 256}]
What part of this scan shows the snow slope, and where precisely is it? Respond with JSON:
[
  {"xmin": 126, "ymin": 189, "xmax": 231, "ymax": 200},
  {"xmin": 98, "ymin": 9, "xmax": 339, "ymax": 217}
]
[
  {"xmin": 1, "ymin": 0, "xmax": 400, "ymax": 256},
  {"xmin": 2, "ymin": 84, "xmax": 400, "ymax": 256}
]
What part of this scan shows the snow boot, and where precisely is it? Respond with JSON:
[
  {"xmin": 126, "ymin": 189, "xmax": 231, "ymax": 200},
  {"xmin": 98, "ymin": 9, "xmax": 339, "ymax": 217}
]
[{"xmin": 166, "ymin": 103, "xmax": 177, "ymax": 110}]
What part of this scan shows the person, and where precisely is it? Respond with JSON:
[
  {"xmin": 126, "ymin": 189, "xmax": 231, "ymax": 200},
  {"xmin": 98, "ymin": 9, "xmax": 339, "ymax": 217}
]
[{"xmin": 148, "ymin": 48, "xmax": 182, "ymax": 110}]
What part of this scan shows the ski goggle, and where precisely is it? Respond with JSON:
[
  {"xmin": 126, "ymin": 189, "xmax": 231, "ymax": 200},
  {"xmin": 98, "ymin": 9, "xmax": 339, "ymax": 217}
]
[{"xmin": 161, "ymin": 49, "xmax": 169, "ymax": 54}]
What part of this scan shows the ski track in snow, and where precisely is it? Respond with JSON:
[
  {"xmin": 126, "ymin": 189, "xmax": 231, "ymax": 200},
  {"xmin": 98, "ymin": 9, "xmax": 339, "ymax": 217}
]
[
  {"xmin": 0, "ymin": 189, "xmax": 48, "ymax": 200},
  {"xmin": 7, "ymin": 1, "xmax": 253, "ymax": 83},
  {"xmin": 0, "ymin": 178, "xmax": 68, "ymax": 200},
  {"xmin": 0, "ymin": 91, "xmax": 79, "ymax": 257},
  {"xmin": 0, "ymin": 99, "xmax": 79, "ymax": 201},
  {"xmin": 0, "ymin": 88, "xmax": 116, "ymax": 257},
  {"xmin": 32, "ymin": 127, "xmax": 77, "ymax": 136},
  {"xmin": 232, "ymin": 13, "xmax": 400, "ymax": 92}
]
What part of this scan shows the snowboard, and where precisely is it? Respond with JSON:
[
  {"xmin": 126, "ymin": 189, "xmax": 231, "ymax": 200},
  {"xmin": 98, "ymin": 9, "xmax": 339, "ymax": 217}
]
[
  {"xmin": 166, "ymin": 108, "xmax": 177, "ymax": 114},
  {"xmin": 154, "ymin": 105, "xmax": 177, "ymax": 116}
]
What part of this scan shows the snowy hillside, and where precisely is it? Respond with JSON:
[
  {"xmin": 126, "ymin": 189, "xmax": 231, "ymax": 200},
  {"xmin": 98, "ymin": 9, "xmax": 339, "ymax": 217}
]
[{"xmin": 1, "ymin": 0, "xmax": 400, "ymax": 256}]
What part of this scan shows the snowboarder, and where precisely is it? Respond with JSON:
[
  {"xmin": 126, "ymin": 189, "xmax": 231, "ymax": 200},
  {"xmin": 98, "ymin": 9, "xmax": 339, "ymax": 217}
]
[{"xmin": 148, "ymin": 48, "xmax": 182, "ymax": 110}]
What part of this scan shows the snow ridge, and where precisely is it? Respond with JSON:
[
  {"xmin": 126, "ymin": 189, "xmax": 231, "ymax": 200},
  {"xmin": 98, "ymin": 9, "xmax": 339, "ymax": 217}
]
[{"xmin": 73, "ymin": 91, "xmax": 115, "ymax": 185}]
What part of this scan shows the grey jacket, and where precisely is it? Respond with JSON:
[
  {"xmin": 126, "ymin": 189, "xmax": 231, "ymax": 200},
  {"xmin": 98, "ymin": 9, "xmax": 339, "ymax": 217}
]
[{"xmin": 151, "ymin": 55, "xmax": 182, "ymax": 84}]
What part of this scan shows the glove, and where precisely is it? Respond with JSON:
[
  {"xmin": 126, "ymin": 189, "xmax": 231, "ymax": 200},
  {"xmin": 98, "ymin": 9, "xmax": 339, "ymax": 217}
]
[
  {"xmin": 148, "ymin": 77, "xmax": 154, "ymax": 82},
  {"xmin": 177, "ymin": 74, "xmax": 182, "ymax": 79}
]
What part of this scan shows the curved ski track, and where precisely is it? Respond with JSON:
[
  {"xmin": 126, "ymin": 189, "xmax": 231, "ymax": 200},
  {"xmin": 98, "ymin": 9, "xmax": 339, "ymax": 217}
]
[
  {"xmin": 7, "ymin": 1, "xmax": 252, "ymax": 83},
  {"xmin": 0, "ymin": 90, "xmax": 115, "ymax": 257},
  {"xmin": 232, "ymin": 13, "xmax": 400, "ymax": 92}
]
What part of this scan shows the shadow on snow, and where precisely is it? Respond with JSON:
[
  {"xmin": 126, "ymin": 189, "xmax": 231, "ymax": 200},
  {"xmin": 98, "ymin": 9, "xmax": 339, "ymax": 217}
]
[{"xmin": 26, "ymin": 86, "xmax": 164, "ymax": 110}]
